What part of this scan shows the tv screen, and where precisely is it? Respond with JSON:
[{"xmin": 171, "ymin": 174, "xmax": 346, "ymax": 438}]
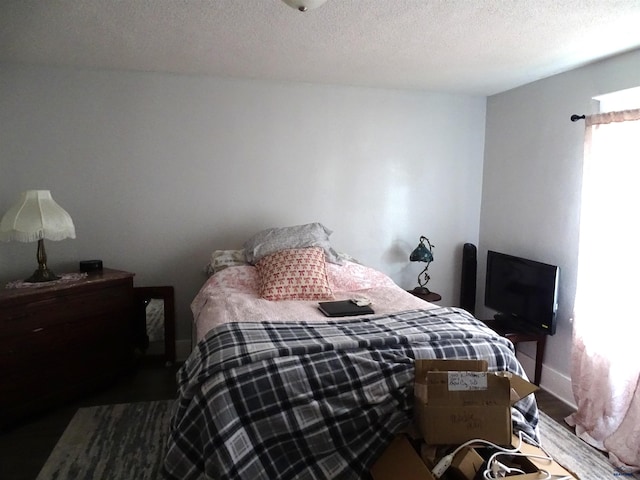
[{"xmin": 485, "ymin": 250, "xmax": 559, "ymax": 335}]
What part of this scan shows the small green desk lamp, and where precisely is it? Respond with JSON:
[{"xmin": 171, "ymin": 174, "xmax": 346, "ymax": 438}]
[{"xmin": 410, "ymin": 236, "xmax": 434, "ymax": 294}]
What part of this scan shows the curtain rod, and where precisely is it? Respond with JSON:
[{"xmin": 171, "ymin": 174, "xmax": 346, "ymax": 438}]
[{"xmin": 571, "ymin": 114, "xmax": 586, "ymax": 122}]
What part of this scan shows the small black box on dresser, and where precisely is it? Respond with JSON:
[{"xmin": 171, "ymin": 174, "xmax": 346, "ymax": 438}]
[{"xmin": 79, "ymin": 259, "xmax": 103, "ymax": 273}]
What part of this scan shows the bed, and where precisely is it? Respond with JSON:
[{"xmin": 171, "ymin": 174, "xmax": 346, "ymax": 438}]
[{"xmin": 163, "ymin": 224, "xmax": 540, "ymax": 480}]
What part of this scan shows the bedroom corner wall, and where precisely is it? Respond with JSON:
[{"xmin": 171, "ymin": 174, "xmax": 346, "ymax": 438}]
[
  {"xmin": 0, "ymin": 64, "xmax": 486, "ymax": 350},
  {"xmin": 480, "ymin": 48, "xmax": 640, "ymax": 405}
]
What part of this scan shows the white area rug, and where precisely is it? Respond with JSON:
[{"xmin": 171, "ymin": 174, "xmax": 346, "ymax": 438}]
[
  {"xmin": 538, "ymin": 411, "xmax": 640, "ymax": 480},
  {"xmin": 37, "ymin": 400, "xmax": 638, "ymax": 480},
  {"xmin": 36, "ymin": 400, "xmax": 174, "ymax": 480}
]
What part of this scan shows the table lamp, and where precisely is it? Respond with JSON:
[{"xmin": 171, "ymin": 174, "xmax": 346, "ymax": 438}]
[
  {"xmin": 409, "ymin": 236, "xmax": 434, "ymax": 294},
  {"xmin": 0, "ymin": 190, "xmax": 76, "ymax": 283}
]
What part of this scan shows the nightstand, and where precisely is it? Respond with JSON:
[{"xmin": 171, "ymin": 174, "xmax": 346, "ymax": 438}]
[
  {"xmin": 407, "ymin": 288, "xmax": 442, "ymax": 303},
  {"xmin": 0, "ymin": 269, "xmax": 136, "ymax": 427},
  {"xmin": 480, "ymin": 318, "xmax": 547, "ymax": 385}
]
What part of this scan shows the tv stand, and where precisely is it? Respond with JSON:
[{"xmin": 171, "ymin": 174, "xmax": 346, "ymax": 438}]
[{"xmin": 480, "ymin": 315, "xmax": 547, "ymax": 386}]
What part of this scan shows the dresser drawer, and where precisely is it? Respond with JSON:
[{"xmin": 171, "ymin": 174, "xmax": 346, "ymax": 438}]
[
  {"xmin": 0, "ymin": 311, "xmax": 132, "ymax": 401},
  {"xmin": 1, "ymin": 309, "xmax": 131, "ymax": 355},
  {"xmin": 0, "ymin": 284, "xmax": 131, "ymax": 338}
]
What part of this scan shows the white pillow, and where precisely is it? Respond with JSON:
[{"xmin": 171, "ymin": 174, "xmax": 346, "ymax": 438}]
[
  {"xmin": 243, "ymin": 223, "xmax": 343, "ymax": 265},
  {"xmin": 204, "ymin": 249, "xmax": 248, "ymax": 276}
]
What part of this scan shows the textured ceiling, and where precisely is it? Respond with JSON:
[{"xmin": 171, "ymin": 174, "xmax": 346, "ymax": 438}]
[{"xmin": 2, "ymin": 0, "xmax": 640, "ymax": 95}]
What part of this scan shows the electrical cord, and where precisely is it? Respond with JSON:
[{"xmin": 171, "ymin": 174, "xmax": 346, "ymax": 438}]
[
  {"xmin": 430, "ymin": 431, "xmax": 575, "ymax": 480},
  {"xmin": 430, "ymin": 434, "xmax": 522, "ymax": 478},
  {"xmin": 488, "ymin": 460, "xmax": 526, "ymax": 477},
  {"xmin": 483, "ymin": 451, "xmax": 552, "ymax": 479}
]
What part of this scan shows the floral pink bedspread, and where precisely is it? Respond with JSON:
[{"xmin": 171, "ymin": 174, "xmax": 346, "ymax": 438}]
[{"xmin": 191, "ymin": 261, "xmax": 437, "ymax": 342}]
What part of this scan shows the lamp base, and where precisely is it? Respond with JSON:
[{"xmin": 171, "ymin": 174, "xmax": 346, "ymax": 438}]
[
  {"xmin": 411, "ymin": 286, "xmax": 431, "ymax": 295},
  {"xmin": 25, "ymin": 268, "xmax": 60, "ymax": 283},
  {"xmin": 24, "ymin": 238, "xmax": 61, "ymax": 282}
]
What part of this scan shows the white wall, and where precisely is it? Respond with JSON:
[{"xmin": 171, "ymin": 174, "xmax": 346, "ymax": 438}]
[
  {"xmin": 480, "ymin": 48, "xmax": 640, "ymax": 404},
  {"xmin": 0, "ymin": 64, "xmax": 486, "ymax": 352}
]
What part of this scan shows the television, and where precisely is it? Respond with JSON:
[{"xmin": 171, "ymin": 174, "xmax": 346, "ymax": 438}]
[{"xmin": 485, "ymin": 250, "xmax": 559, "ymax": 335}]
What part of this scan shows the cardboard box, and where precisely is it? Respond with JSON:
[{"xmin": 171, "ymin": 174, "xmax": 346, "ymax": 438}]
[
  {"xmin": 370, "ymin": 433, "xmax": 578, "ymax": 480},
  {"xmin": 442, "ymin": 434, "xmax": 578, "ymax": 479},
  {"xmin": 512, "ymin": 434, "xmax": 578, "ymax": 479},
  {"xmin": 449, "ymin": 446, "xmax": 485, "ymax": 479},
  {"xmin": 414, "ymin": 359, "xmax": 538, "ymax": 445},
  {"xmin": 370, "ymin": 435, "xmax": 436, "ymax": 480},
  {"xmin": 453, "ymin": 442, "xmax": 540, "ymax": 479}
]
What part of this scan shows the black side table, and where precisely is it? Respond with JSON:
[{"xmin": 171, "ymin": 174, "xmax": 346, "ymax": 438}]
[{"xmin": 480, "ymin": 318, "xmax": 547, "ymax": 385}]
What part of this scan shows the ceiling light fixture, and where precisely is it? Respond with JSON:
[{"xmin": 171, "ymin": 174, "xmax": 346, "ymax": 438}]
[{"xmin": 281, "ymin": 0, "xmax": 328, "ymax": 12}]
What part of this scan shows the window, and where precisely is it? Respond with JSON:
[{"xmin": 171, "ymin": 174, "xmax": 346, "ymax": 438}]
[{"xmin": 567, "ymin": 88, "xmax": 640, "ymax": 471}]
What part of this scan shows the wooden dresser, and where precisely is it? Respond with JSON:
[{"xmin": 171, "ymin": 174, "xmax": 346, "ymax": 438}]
[{"xmin": 0, "ymin": 269, "xmax": 135, "ymax": 428}]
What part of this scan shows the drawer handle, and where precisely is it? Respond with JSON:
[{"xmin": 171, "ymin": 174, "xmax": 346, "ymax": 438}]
[{"xmin": 32, "ymin": 327, "xmax": 45, "ymax": 333}]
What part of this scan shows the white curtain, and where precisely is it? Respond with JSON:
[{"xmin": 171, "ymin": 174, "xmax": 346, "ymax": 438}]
[{"xmin": 566, "ymin": 108, "xmax": 640, "ymax": 472}]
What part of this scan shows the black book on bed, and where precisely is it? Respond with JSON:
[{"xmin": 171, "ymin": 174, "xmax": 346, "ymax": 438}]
[{"xmin": 318, "ymin": 300, "xmax": 374, "ymax": 317}]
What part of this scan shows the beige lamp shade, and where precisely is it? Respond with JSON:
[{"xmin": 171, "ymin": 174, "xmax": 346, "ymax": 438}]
[
  {"xmin": 0, "ymin": 190, "xmax": 76, "ymax": 242},
  {"xmin": 0, "ymin": 190, "xmax": 76, "ymax": 282}
]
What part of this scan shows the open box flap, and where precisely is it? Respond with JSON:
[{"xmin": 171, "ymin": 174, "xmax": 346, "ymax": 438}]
[
  {"xmin": 370, "ymin": 435, "xmax": 436, "ymax": 480},
  {"xmin": 503, "ymin": 372, "xmax": 539, "ymax": 405}
]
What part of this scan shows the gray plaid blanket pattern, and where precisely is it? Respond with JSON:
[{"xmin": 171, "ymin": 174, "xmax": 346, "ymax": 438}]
[{"xmin": 163, "ymin": 307, "xmax": 539, "ymax": 480}]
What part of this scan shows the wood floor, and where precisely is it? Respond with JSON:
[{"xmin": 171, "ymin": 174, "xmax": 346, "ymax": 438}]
[
  {"xmin": 0, "ymin": 363, "xmax": 576, "ymax": 480},
  {"xmin": 535, "ymin": 388, "xmax": 576, "ymax": 429}
]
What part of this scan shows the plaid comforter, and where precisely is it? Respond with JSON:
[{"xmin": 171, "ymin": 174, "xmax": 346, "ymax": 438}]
[{"xmin": 163, "ymin": 307, "xmax": 539, "ymax": 480}]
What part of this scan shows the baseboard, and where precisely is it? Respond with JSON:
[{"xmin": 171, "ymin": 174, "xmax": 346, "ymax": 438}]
[
  {"xmin": 175, "ymin": 339, "xmax": 192, "ymax": 362},
  {"xmin": 517, "ymin": 351, "xmax": 577, "ymax": 409}
]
